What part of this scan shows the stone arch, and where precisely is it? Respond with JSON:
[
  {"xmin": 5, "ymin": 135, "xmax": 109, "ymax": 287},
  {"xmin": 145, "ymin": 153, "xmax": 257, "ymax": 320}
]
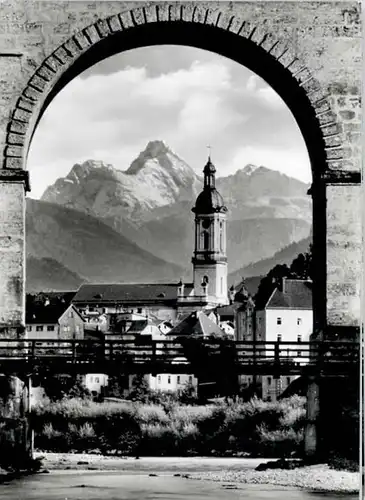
[{"xmin": 3, "ymin": 3, "xmax": 344, "ymax": 181}]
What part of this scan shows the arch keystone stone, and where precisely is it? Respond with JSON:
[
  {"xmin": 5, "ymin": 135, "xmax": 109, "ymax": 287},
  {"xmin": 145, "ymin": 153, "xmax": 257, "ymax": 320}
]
[
  {"xmin": 143, "ymin": 5, "xmax": 158, "ymax": 24},
  {"xmin": 181, "ymin": 4, "xmax": 195, "ymax": 23}
]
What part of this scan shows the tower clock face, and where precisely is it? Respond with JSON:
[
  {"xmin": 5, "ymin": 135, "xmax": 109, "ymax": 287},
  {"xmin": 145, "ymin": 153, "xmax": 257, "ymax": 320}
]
[{"xmin": 202, "ymin": 219, "xmax": 211, "ymax": 229}]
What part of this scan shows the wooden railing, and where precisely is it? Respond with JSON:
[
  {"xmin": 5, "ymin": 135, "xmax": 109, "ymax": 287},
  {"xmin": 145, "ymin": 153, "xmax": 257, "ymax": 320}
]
[{"xmin": 0, "ymin": 338, "xmax": 359, "ymax": 375}]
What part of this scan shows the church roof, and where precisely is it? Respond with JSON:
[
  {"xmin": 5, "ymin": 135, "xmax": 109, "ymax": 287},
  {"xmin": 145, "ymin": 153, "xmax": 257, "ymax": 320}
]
[
  {"xmin": 193, "ymin": 188, "xmax": 227, "ymax": 214},
  {"xmin": 72, "ymin": 283, "xmax": 194, "ymax": 304},
  {"xmin": 192, "ymin": 156, "xmax": 227, "ymax": 214},
  {"xmin": 266, "ymin": 279, "xmax": 312, "ymax": 310},
  {"xmin": 166, "ymin": 311, "xmax": 225, "ymax": 338}
]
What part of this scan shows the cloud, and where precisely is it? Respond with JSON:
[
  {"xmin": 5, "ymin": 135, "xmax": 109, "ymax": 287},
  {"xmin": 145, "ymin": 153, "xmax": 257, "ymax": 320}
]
[{"xmin": 27, "ymin": 46, "xmax": 310, "ymax": 199}]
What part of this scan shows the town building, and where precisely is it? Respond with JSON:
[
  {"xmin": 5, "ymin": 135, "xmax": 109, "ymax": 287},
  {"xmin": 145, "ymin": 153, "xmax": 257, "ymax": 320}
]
[
  {"xmin": 149, "ymin": 373, "xmax": 198, "ymax": 394},
  {"xmin": 166, "ymin": 310, "xmax": 226, "ymax": 339},
  {"xmin": 255, "ymin": 278, "xmax": 313, "ymax": 401},
  {"xmin": 84, "ymin": 373, "xmax": 109, "ymax": 396},
  {"xmin": 26, "ymin": 300, "xmax": 85, "ymax": 340},
  {"xmin": 255, "ymin": 278, "xmax": 313, "ymax": 344},
  {"xmin": 148, "ymin": 310, "xmax": 225, "ymax": 396}
]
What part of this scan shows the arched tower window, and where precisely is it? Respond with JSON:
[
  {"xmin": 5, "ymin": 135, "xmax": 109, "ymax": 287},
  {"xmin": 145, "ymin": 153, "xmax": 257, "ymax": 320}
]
[
  {"xmin": 219, "ymin": 221, "xmax": 223, "ymax": 252},
  {"xmin": 203, "ymin": 231, "xmax": 209, "ymax": 250}
]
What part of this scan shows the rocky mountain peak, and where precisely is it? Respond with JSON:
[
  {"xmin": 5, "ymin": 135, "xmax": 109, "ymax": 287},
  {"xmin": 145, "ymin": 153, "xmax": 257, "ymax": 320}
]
[
  {"xmin": 144, "ymin": 140, "xmax": 170, "ymax": 157},
  {"xmin": 125, "ymin": 140, "xmax": 192, "ymax": 175}
]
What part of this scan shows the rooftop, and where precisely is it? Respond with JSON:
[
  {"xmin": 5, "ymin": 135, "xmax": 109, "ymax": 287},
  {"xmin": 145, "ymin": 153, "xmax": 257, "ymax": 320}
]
[
  {"xmin": 26, "ymin": 302, "xmax": 80, "ymax": 324},
  {"xmin": 166, "ymin": 310, "xmax": 225, "ymax": 338},
  {"xmin": 72, "ymin": 283, "xmax": 194, "ymax": 304},
  {"xmin": 266, "ymin": 279, "xmax": 313, "ymax": 310}
]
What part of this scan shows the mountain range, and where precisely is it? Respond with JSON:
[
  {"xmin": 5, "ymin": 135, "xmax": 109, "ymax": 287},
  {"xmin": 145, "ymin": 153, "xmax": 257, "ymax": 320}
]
[{"xmin": 26, "ymin": 140, "xmax": 312, "ymax": 293}]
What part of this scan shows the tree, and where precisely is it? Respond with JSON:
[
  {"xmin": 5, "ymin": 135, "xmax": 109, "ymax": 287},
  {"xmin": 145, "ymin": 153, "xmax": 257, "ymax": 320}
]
[
  {"xmin": 127, "ymin": 374, "xmax": 151, "ymax": 403},
  {"xmin": 254, "ymin": 245, "xmax": 313, "ymax": 309},
  {"xmin": 178, "ymin": 381, "xmax": 198, "ymax": 404},
  {"xmin": 39, "ymin": 373, "xmax": 91, "ymax": 401}
]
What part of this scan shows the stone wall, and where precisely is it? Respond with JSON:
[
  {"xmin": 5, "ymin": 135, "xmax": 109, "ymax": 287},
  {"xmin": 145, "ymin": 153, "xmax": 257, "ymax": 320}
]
[{"xmin": 0, "ymin": 1, "xmax": 361, "ymax": 334}]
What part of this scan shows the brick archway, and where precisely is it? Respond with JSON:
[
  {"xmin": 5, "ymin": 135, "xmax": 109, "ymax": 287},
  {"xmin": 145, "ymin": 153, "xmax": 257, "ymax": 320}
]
[
  {"xmin": 4, "ymin": 5, "xmax": 343, "ymax": 177},
  {"xmin": 0, "ymin": 2, "xmax": 361, "ymax": 337}
]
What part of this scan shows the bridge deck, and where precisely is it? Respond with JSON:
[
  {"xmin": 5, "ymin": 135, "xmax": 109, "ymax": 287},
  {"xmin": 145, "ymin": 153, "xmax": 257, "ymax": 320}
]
[{"xmin": 0, "ymin": 339, "xmax": 359, "ymax": 376}]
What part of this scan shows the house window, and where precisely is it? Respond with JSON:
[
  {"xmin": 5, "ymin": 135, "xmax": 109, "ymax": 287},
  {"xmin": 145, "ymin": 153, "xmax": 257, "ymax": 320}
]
[
  {"xmin": 177, "ymin": 376, "xmax": 181, "ymax": 384},
  {"xmin": 69, "ymin": 311, "xmax": 74, "ymax": 318},
  {"xmin": 267, "ymin": 377, "xmax": 272, "ymax": 386},
  {"xmin": 36, "ymin": 326, "xmax": 43, "ymax": 332},
  {"xmin": 297, "ymin": 318, "xmax": 302, "ymax": 325},
  {"xmin": 95, "ymin": 377, "xmax": 100, "ymax": 384},
  {"xmin": 157, "ymin": 376, "xmax": 161, "ymax": 384},
  {"xmin": 277, "ymin": 317, "xmax": 282, "ymax": 325},
  {"xmin": 167, "ymin": 376, "xmax": 171, "ymax": 384},
  {"xmin": 277, "ymin": 334, "xmax": 282, "ymax": 342},
  {"xmin": 188, "ymin": 375, "xmax": 193, "ymax": 384},
  {"xmin": 286, "ymin": 377, "xmax": 291, "ymax": 386},
  {"xmin": 47, "ymin": 325, "xmax": 55, "ymax": 331},
  {"xmin": 89, "ymin": 376, "xmax": 93, "ymax": 383},
  {"xmin": 75, "ymin": 326, "xmax": 80, "ymax": 333},
  {"xmin": 63, "ymin": 326, "xmax": 70, "ymax": 332},
  {"xmin": 267, "ymin": 396, "xmax": 272, "ymax": 402},
  {"xmin": 27, "ymin": 326, "xmax": 32, "ymax": 332},
  {"xmin": 137, "ymin": 308, "xmax": 142, "ymax": 314}
]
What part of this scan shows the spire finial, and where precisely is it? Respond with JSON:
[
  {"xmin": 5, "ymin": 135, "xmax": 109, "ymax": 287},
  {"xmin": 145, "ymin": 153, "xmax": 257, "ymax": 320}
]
[{"xmin": 207, "ymin": 145, "xmax": 212, "ymax": 160}]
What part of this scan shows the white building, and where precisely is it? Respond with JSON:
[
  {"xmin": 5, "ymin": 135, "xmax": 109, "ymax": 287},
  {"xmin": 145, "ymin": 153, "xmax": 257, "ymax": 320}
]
[
  {"xmin": 254, "ymin": 278, "xmax": 313, "ymax": 401},
  {"xmin": 83, "ymin": 373, "xmax": 109, "ymax": 395},
  {"xmin": 149, "ymin": 373, "xmax": 198, "ymax": 393}
]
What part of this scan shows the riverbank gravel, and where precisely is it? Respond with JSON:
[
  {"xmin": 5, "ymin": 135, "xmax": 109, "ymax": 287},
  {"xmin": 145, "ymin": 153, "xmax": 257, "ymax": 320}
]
[{"xmin": 190, "ymin": 464, "xmax": 360, "ymax": 493}]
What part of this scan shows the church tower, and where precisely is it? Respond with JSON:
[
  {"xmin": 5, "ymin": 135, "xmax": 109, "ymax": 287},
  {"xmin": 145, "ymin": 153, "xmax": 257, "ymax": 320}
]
[{"xmin": 191, "ymin": 155, "xmax": 229, "ymax": 306}]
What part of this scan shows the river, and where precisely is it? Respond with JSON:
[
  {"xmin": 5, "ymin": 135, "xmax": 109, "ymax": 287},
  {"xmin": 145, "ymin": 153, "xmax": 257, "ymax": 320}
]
[{"xmin": 0, "ymin": 470, "xmax": 358, "ymax": 500}]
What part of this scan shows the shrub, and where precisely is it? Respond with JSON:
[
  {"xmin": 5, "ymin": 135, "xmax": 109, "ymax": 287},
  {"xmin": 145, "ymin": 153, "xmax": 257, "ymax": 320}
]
[
  {"xmin": 256, "ymin": 425, "xmax": 304, "ymax": 457},
  {"xmin": 136, "ymin": 404, "xmax": 169, "ymax": 425},
  {"xmin": 36, "ymin": 422, "xmax": 72, "ymax": 452},
  {"xmin": 32, "ymin": 396, "xmax": 306, "ymax": 457}
]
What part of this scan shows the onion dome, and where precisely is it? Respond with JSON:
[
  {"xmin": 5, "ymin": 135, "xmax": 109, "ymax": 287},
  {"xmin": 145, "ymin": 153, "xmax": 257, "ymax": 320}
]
[{"xmin": 192, "ymin": 156, "xmax": 227, "ymax": 214}]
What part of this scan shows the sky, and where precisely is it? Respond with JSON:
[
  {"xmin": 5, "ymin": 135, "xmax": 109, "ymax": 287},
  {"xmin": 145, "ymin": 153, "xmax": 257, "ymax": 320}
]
[{"xmin": 27, "ymin": 45, "xmax": 311, "ymax": 199}]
